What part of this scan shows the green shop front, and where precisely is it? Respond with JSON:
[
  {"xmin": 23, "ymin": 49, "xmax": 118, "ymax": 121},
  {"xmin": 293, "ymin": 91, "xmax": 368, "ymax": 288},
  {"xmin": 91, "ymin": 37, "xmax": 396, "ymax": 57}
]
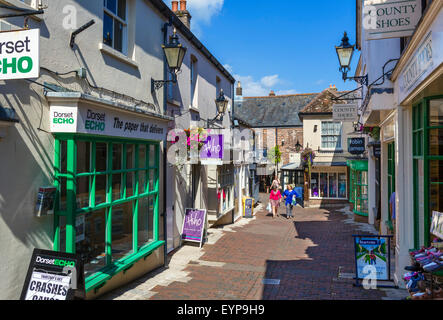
[
  {"xmin": 347, "ymin": 159, "xmax": 368, "ymax": 217},
  {"xmin": 48, "ymin": 92, "xmax": 169, "ymax": 298}
]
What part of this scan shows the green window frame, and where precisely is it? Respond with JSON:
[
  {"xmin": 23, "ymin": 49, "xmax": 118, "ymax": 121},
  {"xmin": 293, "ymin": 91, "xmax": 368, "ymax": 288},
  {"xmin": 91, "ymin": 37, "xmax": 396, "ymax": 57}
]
[
  {"xmin": 413, "ymin": 95, "xmax": 443, "ymax": 248},
  {"xmin": 347, "ymin": 160, "xmax": 368, "ymax": 217},
  {"xmin": 53, "ymin": 134, "xmax": 163, "ymax": 293}
]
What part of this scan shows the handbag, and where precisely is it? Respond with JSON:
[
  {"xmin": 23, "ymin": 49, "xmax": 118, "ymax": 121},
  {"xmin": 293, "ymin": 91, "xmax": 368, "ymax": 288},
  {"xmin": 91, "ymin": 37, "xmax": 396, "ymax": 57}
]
[
  {"xmin": 267, "ymin": 202, "xmax": 272, "ymax": 213},
  {"xmin": 292, "ymin": 197, "xmax": 297, "ymax": 206}
]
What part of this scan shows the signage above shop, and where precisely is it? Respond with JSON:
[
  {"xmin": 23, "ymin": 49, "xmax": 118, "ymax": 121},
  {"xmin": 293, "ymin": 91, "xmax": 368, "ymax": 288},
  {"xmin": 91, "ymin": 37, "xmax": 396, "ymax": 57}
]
[
  {"xmin": 0, "ymin": 28, "xmax": 40, "ymax": 80},
  {"xmin": 364, "ymin": 0, "xmax": 421, "ymax": 40},
  {"xmin": 348, "ymin": 137, "xmax": 366, "ymax": 155},
  {"xmin": 200, "ymin": 134, "xmax": 224, "ymax": 162},
  {"xmin": 333, "ymin": 104, "xmax": 358, "ymax": 121},
  {"xmin": 50, "ymin": 104, "xmax": 167, "ymax": 141},
  {"xmin": 401, "ymin": 32, "xmax": 433, "ymax": 92}
]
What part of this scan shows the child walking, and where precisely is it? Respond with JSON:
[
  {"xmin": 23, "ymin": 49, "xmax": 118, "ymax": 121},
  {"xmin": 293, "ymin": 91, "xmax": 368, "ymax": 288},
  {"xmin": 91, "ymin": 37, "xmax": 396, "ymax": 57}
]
[{"xmin": 269, "ymin": 185, "xmax": 282, "ymax": 218}]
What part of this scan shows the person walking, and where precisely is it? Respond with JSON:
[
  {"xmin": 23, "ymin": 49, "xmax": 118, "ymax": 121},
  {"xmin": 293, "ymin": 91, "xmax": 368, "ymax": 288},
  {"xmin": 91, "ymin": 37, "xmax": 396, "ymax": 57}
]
[
  {"xmin": 270, "ymin": 175, "xmax": 280, "ymax": 190},
  {"xmin": 283, "ymin": 184, "xmax": 296, "ymax": 219},
  {"xmin": 269, "ymin": 185, "xmax": 282, "ymax": 218}
]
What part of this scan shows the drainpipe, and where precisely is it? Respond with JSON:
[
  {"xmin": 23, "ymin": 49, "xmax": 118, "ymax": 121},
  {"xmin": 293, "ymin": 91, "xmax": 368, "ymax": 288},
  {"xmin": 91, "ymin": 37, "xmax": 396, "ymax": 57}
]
[{"xmin": 162, "ymin": 16, "xmax": 173, "ymax": 268}]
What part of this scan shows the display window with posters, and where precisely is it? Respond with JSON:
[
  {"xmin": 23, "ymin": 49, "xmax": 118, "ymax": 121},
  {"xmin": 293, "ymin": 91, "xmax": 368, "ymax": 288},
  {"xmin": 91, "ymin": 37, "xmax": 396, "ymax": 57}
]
[{"xmin": 54, "ymin": 135, "xmax": 160, "ymax": 291}]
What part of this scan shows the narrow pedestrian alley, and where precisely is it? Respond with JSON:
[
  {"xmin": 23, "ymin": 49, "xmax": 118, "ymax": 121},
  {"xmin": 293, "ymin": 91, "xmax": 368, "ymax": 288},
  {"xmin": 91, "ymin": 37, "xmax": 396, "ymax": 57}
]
[{"xmin": 101, "ymin": 194, "xmax": 404, "ymax": 300}]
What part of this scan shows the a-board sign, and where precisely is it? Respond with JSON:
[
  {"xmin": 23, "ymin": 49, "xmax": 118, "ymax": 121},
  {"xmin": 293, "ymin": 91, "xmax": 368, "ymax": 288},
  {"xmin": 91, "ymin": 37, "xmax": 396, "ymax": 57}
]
[
  {"xmin": 0, "ymin": 28, "xmax": 40, "ymax": 80},
  {"xmin": 349, "ymin": 138, "xmax": 366, "ymax": 155},
  {"xmin": 244, "ymin": 198, "xmax": 254, "ymax": 218},
  {"xmin": 353, "ymin": 235, "xmax": 393, "ymax": 287},
  {"xmin": 20, "ymin": 249, "xmax": 85, "ymax": 300},
  {"xmin": 181, "ymin": 209, "xmax": 207, "ymax": 248},
  {"xmin": 431, "ymin": 211, "xmax": 443, "ymax": 240}
]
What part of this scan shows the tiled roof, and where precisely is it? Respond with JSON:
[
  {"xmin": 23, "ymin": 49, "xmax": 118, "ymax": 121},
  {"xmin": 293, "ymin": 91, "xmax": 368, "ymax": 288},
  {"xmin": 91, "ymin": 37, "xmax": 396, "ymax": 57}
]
[
  {"xmin": 299, "ymin": 88, "xmax": 361, "ymax": 115},
  {"xmin": 234, "ymin": 93, "xmax": 318, "ymax": 127}
]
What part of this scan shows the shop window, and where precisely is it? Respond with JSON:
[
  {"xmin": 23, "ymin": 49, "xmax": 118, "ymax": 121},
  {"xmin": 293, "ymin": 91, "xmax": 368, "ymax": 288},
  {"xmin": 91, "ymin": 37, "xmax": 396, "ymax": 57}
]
[
  {"xmin": 76, "ymin": 209, "xmax": 107, "ymax": 278},
  {"xmin": 311, "ymin": 171, "xmax": 347, "ymax": 199},
  {"xmin": 429, "ymin": 99, "xmax": 443, "ymax": 127},
  {"xmin": 103, "ymin": 0, "xmax": 128, "ymax": 54},
  {"xmin": 54, "ymin": 137, "xmax": 160, "ymax": 288},
  {"xmin": 218, "ymin": 165, "xmax": 234, "ymax": 213},
  {"xmin": 321, "ymin": 121, "xmax": 342, "ymax": 150}
]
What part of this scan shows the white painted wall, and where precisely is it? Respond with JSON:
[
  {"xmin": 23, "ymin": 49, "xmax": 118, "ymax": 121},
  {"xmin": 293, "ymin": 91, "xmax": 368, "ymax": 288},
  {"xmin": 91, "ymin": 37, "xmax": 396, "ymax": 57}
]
[{"xmin": 0, "ymin": 0, "xmax": 168, "ymax": 299}]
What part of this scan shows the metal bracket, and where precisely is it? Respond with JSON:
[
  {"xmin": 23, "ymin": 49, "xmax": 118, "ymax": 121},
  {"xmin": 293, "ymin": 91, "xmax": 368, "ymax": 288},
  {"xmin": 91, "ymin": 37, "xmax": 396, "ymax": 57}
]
[
  {"xmin": 0, "ymin": 4, "xmax": 44, "ymax": 19},
  {"xmin": 70, "ymin": 20, "xmax": 95, "ymax": 49}
]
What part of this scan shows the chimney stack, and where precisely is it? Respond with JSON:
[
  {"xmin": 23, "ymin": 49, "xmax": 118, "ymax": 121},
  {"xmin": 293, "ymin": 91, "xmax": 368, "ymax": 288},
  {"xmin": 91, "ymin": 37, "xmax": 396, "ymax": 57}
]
[
  {"xmin": 172, "ymin": 0, "xmax": 192, "ymax": 29},
  {"xmin": 236, "ymin": 81, "xmax": 243, "ymax": 96},
  {"xmin": 269, "ymin": 90, "xmax": 276, "ymax": 97},
  {"xmin": 172, "ymin": 1, "xmax": 178, "ymax": 12}
]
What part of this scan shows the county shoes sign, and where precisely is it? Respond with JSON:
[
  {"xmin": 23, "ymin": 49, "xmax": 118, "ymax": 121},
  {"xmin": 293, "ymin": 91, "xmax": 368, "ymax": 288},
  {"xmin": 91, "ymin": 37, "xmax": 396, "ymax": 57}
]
[
  {"xmin": 0, "ymin": 28, "xmax": 39, "ymax": 80},
  {"xmin": 364, "ymin": 0, "xmax": 421, "ymax": 40}
]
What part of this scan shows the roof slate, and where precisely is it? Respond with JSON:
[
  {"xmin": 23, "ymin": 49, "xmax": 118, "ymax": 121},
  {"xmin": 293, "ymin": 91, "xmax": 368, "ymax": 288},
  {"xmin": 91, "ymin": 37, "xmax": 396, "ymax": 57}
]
[{"xmin": 235, "ymin": 93, "xmax": 318, "ymax": 127}]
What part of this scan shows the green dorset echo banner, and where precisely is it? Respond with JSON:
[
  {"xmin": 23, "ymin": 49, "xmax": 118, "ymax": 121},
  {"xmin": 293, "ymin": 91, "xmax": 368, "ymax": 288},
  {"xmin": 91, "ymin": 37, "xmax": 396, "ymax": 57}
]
[
  {"xmin": 50, "ymin": 104, "xmax": 167, "ymax": 141},
  {"xmin": 0, "ymin": 28, "xmax": 40, "ymax": 80}
]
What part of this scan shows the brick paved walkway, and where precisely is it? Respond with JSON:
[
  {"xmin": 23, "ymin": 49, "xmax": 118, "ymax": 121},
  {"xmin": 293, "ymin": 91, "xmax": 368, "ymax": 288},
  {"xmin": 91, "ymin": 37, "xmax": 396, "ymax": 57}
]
[{"xmin": 103, "ymin": 194, "xmax": 393, "ymax": 300}]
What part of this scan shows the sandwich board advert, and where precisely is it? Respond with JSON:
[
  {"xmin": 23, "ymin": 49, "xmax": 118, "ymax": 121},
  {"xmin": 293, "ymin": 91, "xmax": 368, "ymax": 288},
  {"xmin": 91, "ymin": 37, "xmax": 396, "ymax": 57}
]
[
  {"xmin": 181, "ymin": 208, "xmax": 207, "ymax": 248},
  {"xmin": 20, "ymin": 249, "xmax": 85, "ymax": 300}
]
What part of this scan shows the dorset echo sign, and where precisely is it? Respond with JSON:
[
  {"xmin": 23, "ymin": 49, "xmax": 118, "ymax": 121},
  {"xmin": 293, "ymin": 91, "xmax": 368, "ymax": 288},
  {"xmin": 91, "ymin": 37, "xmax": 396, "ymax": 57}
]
[{"xmin": 0, "ymin": 28, "xmax": 40, "ymax": 80}]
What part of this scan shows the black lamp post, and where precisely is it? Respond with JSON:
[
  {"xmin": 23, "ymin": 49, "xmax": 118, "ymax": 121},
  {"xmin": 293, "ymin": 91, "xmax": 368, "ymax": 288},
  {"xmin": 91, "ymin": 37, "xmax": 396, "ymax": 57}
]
[
  {"xmin": 335, "ymin": 32, "xmax": 368, "ymax": 86},
  {"xmin": 152, "ymin": 28, "xmax": 187, "ymax": 91},
  {"xmin": 295, "ymin": 140, "xmax": 302, "ymax": 152},
  {"xmin": 207, "ymin": 89, "xmax": 229, "ymax": 128}
]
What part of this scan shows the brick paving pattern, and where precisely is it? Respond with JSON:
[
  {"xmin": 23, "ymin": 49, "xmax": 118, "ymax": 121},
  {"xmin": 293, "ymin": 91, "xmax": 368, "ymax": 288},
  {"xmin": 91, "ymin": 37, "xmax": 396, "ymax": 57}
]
[{"xmin": 143, "ymin": 194, "xmax": 387, "ymax": 300}]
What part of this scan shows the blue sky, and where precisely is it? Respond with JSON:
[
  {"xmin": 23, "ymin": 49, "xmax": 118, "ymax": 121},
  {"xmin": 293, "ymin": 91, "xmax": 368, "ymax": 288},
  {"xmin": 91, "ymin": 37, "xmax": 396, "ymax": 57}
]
[{"xmin": 183, "ymin": 0, "xmax": 360, "ymax": 96}]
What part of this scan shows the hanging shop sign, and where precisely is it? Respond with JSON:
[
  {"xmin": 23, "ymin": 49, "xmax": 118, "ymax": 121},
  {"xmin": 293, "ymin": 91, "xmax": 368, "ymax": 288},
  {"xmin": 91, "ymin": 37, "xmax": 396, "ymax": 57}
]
[
  {"xmin": 372, "ymin": 144, "xmax": 381, "ymax": 158},
  {"xmin": 50, "ymin": 105, "xmax": 167, "ymax": 141},
  {"xmin": 0, "ymin": 28, "xmax": 40, "ymax": 80},
  {"xmin": 333, "ymin": 104, "xmax": 358, "ymax": 121},
  {"xmin": 20, "ymin": 249, "xmax": 85, "ymax": 300},
  {"xmin": 364, "ymin": 0, "xmax": 422, "ymax": 40},
  {"xmin": 431, "ymin": 211, "xmax": 443, "ymax": 240},
  {"xmin": 353, "ymin": 235, "xmax": 394, "ymax": 287},
  {"xmin": 200, "ymin": 134, "xmax": 224, "ymax": 165},
  {"xmin": 181, "ymin": 208, "xmax": 207, "ymax": 248},
  {"xmin": 348, "ymin": 137, "xmax": 366, "ymax": 155}
]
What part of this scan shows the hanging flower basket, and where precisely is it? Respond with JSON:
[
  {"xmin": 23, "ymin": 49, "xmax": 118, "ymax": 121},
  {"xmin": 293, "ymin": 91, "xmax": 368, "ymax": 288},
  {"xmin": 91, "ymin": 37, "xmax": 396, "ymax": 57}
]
[
  {"xmin": 169, "ymin": 128, "xmax": 211, "ymax": 165},
  {"xmin": 363, "ymin": 126, "xmax": 380, "ymax": 141}
]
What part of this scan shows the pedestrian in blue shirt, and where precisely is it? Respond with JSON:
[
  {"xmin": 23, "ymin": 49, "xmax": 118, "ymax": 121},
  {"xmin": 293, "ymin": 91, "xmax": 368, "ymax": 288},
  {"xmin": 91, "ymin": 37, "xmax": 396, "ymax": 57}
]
[{"xmin": 283, "ymin": 184, "xmax": 297, "ymax": 219}]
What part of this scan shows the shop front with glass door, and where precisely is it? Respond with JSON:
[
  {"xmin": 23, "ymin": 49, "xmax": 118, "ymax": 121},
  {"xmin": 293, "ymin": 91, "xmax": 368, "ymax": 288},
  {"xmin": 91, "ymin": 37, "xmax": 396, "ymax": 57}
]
[
  {"xmin": 54, "ymin": 135, "xmax": 162, "ymax": 293},
  {"xmin": 48, "ymin": 94, "xmax": 169, "ymax": 296},
  {"xmin": 348, "ymin": 160, "xmax": 369, "ymax": 217}
]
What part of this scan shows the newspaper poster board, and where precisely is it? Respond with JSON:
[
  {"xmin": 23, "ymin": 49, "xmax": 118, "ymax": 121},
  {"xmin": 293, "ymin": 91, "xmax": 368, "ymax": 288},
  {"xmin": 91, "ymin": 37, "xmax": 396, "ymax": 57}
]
[
  {"xmin": 20, "ymin": 249, "xmax": 85, "ymax": 300},
  {"xmin": 353, "ymin": 235, "xmax": 395, "ymax": 288},
  {"xmin": 181, "ymin": 208, "xmax": 207, "ymax": 248}
]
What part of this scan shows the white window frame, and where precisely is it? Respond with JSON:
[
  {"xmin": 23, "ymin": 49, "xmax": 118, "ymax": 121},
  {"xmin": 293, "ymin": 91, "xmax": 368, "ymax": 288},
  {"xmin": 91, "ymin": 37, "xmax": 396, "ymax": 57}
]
[
  {"xmin": 321, "ymin": 121, "xmax": 343, "ymax": 151},
  {"xmin": 310, "ymin": 170, "xmax": 347, "ymax": 200},
  {"xmin": 103, "ymin": 0, "xmax": 128, "ymax": 56},
  {"xmin": 190, "ymin": 56, "xmax": 198, "ymax": 109}
]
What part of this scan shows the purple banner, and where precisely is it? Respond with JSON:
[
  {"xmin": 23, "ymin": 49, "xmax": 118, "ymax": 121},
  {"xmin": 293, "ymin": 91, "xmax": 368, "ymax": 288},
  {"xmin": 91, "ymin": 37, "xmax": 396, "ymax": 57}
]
[
  {"xmin": 200, "ymin": 134, "xmax": 224, "ymax": 160},
  {"xmin": 181, "ymin": 209, "xmax": 206, "ymax": 243}
]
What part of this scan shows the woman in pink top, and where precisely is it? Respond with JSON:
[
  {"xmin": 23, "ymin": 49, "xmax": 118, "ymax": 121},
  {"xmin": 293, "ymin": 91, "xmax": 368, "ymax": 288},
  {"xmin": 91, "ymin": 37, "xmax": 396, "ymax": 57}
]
[{"xmin": 269, "ymin": 185, "xmax": 282, "ymax": 218}]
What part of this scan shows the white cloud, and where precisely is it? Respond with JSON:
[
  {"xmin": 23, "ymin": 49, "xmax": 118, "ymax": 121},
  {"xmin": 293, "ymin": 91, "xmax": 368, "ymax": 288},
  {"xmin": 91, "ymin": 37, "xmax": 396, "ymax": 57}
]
[
  {"xmin": 225, "ymin": 65, "xmax": 297, "ymax": 97},
  {"xmin": 186, "ymin": 0, "xmax": 224, "ymax": 36},
  {"xmin": 260, "ymin": 75, "xmax": 280, "ymax": 88}
]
